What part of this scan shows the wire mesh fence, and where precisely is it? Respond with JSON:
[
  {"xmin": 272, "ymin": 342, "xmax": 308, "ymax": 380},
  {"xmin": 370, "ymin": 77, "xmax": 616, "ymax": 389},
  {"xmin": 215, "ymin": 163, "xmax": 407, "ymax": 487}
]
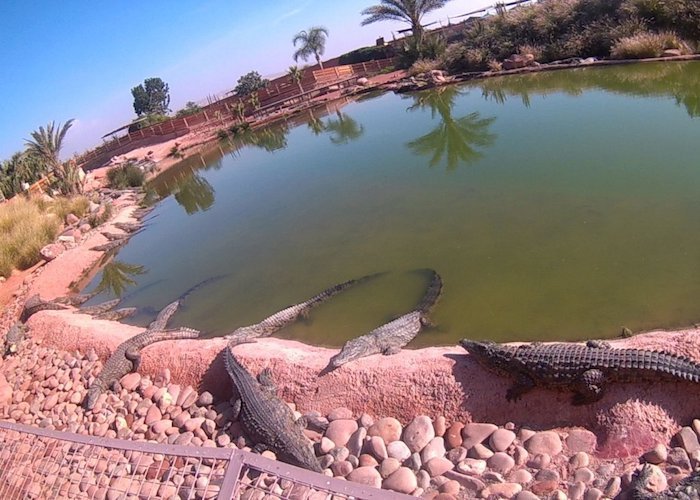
[{"xmin": 0, "ymin": 421, "xmax": 409, "ymax": 499}]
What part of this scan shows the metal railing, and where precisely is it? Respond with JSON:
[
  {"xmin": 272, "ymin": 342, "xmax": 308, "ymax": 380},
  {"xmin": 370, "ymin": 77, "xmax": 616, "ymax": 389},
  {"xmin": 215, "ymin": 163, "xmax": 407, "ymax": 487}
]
[{"xmin": 0, "ymin": 420, "xmax": 410, "ymax": 499}]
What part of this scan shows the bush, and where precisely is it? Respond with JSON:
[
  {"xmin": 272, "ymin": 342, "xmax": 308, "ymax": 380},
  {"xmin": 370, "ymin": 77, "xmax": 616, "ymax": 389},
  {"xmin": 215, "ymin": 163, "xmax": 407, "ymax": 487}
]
[
  {"xmin": 217, "ymin": 129, "xmax": 229, "ymax": 140},
  {"xmin": 128, "ymin": 114, "xmax": 169, "ymax": 133},
  {"xmin": 611, "ymin": 31, "xmax": 691, "ymax": 58},
  {"xmin": 175, "ymin": 101, "xmax": 202, "ymax": 118},
  {"xmin": 0, "ymin": 197, "xmax": 61, "ymax": 277},
  {"xmin": 408, "ymin": 58, "xmax": 442, "ymax": 76},
  {"xmin": 338, "ymin": 45, "xmax": 393, "ymax": 65},
  {"xmin": 50, "ymin": 195, "xmax": 89, "ymax": 222},
  {"xmin": 106, "ymin": 163, "xmax": 146, "ymax": 189},
  {"xmin": 87, "ymin": 202, "xmax": 113, "ymax": 228}
]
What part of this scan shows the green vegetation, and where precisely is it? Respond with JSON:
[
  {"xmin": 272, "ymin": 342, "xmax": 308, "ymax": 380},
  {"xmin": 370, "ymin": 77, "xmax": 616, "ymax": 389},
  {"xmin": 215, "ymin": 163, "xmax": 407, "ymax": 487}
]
[
  {"xmin": 0, "ymin": 152, "xmax": 45, "ymax": 199},
  {"xmin": 175, "ymin": 101, "xmax": 203, "ymax": 118},
  {"xmin": 168, "ymin": 143, "xmax": 185, "ymax": 159},
  {"xmin": 0, "ymin": 195, "xmax": 89, "ymax": 277},
  {"xmin": 106, "ymin": 162, "xmax": 146, "ymax": 189},
  {"xmin": 338, "ymin": 45, "xmax": 393, "ymax": 65},
  {"xmin": 293, "ymin": 26, "xmax": 330, "ymax": 69},
  {"xmin": 361, "ymin": 0, "xmax": 452, "ymax": 57},
  {"xmin": 439, "ymin": 0, "xmax": 699, "ymax": 72},
  {"xmin": 131, "ymin": 77, "xmax": 170, "ymax": 117},
  {"xmin": 234, "ymin": 71, "xmax": 268, "ymax": 97},
  {"xmin": 24, "ymin": 120, "xmax": 84, "ymax": 195}
]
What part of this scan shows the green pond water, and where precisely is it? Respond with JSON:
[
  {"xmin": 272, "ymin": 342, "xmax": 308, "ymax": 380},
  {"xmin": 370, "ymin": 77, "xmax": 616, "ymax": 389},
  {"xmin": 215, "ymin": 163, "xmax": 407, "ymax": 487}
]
[{"xmin": 84, "ymin": 61, "xmax": 700, "ymax": 348}]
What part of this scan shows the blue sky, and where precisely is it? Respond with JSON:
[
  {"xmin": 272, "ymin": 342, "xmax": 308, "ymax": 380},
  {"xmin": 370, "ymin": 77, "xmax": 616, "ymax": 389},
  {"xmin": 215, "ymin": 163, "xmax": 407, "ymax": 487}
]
[{"xmin": 0, "ymin": 0, "xmax": 493, "ymax": 159}]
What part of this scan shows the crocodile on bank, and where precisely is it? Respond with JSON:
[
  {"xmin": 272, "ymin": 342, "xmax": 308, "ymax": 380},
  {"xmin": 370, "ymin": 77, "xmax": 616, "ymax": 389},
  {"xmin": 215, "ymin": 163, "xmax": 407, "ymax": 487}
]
[
  {"xmin": 226, "ymin": 273, "xmax": 382, "ymax": 344},
  {"xmin": 460, "ymin": 339, "xmax": 700, "ymax": 405},
  {"xmin": 85, "ymin": 327, "xmax": 200, "ymax": 409},
  {"xmin": 630, "ymin": 464, "xmax": 700, "ymax": 499},
  {"xmin": 224, "ymin": 338, "xmax": 323, "ymax": 472},
  {"xmin": 79, "ymin": 298, "xmax": 121, "ymax": 316},
  {"xmin": 323, "ymin": 269, "xmax": 443, "ymax": 372},
  {"xmin": 3, "ymin": 322, "xmax": 26, "ymax": 357},
  {"xmin": 20, "ymin": 294, "xmax": 69, "ymax": 322}
]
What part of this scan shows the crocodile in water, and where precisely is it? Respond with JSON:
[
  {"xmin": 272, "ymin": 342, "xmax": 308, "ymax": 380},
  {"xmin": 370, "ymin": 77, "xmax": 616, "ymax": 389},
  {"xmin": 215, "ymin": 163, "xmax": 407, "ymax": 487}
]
[
  {"xmin": 94, "ymin": 307, "xmax": 138, "ymax": 321},
  {"xmin": 324, "ymin": 269, "xmax": 443, "ymax": 372},
  {"xmin": 224, "ymin": 338, "xmax": 323, "ymax": 472},
  {"xmin": 629, "ymin": 464, "xmax": 700, "ymax": 499},
  {"xmin": 226, "ymin": 273, "xmax": 381, "ymax": 344},
  {"xmin": 85, "ymin": 326, "xmax": 200, "ymax": 409},
  {"xmin": 460, "ymin": 339, "xmax": 700, "ymax": 405}
]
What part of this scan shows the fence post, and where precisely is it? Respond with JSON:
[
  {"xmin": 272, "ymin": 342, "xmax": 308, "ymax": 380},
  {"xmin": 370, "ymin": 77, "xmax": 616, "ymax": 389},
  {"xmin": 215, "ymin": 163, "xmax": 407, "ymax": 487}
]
[
  {"xmin": 203, "ymin": 110, "xmax": 209, "ymax": 122},
  {"xmin": 375, "ymin": 59, "xmax": 381, "ymax": 70}
]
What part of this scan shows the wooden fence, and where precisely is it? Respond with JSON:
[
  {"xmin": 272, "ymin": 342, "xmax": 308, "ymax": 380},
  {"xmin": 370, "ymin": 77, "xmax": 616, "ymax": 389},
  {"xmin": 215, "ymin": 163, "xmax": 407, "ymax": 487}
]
[{"xmin": 77, "ymin": 57, "xmax": 397, "ymax": 170}]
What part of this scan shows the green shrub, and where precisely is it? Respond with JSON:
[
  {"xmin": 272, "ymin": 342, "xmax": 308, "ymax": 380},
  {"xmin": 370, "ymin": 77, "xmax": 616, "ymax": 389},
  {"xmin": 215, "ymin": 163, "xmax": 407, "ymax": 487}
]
[
  {"xmin": 377, "ymin": 65, "xmax": 396, "ymax": 74},
  {"xmin": 106, "ymin": 163, "xmax": 146, "ymax": 189},
  {"xmin": 87, "ymin": 202, "xmax": 113, "ymax": 228},
  {"xmin": 128, "ymin": 113, "xmax": 169, "ymax": 133},
  {"xmin": 175, "ymin": 101, "xmax": 202, "ymax": 118},
  {"xmin": 338, "ymin": 45, "xmax": 393, "ymax": 65},
  {"xmin": 217, "ymin": 129, "xmax": 229, "ymax": 140},
  {"xmin": 50, "ymin": 195, "xmax": 89, "ymax": 222}
]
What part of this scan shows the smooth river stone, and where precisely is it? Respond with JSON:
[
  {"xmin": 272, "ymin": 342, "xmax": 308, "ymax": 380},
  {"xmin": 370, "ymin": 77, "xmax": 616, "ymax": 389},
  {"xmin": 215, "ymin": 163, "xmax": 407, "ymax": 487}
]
[
  {"xmin": 368, "ymin": 417, "xmax": 403, "ymax": 444},
  {"xmin": 347, "ymin": 466, "xmax": 382, "ymax": 488},
  {"xmin": 325, "ymin": 419, "xmax": 358, "ymax": 448},
  {"xmin": 461, "ymin": 423, "xmax": 497, "ymax": 449},
  {"xmin": 525, "ymin": 432, "xmax": 562, "ymax": 456},
  {"xmin": 382, "ymin": 467, "xmax": 417, "ymax": 494}
]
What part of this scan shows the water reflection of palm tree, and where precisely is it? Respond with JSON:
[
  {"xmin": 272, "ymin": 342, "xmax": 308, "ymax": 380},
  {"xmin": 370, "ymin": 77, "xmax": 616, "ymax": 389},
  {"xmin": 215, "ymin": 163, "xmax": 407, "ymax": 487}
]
[
  {"xmin": 323, "ymin": 111, "xmax": 365, "ymax": 144},
  {"xmin": 307, "ymin": 111, "xmax": 325, "ymax": 135},
  {"xmin": 174, "ymin": 173, "xmax": 215, "ymax": 215},
  {"xmin": 94, "ymin": 261, "xmax": 146, "ymax": 297},
  {"xmin": 406, "ymin": 87, "xmax": 496, "ymax": 170},
  {"xmin": 238, "ymin": 124, "xmax": 289, "ymax": 152}
]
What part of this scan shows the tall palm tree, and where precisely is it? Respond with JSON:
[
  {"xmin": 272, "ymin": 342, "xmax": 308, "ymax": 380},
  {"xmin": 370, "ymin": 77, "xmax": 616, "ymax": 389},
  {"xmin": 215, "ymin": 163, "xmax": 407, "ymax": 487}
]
[
  {"xmin": 360, "ymin": 0, "xmax": 451, "ymax": 49},
  {"xmin": 288, "ymin": 65, "xmax": 305, "ymax": 94},
  {"xmin": 25, "ymin": 119, "xmax": 74, "ymax": 175},
  {"xmin": 292, "ymin": 26, "xmax": 329, "ymax": 69}
]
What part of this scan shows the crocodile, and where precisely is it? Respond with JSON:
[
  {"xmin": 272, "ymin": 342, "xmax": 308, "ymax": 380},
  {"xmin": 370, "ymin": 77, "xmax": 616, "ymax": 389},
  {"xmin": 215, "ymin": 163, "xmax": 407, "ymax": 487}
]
[
  {"xmin": 80, "ymin": 298, "xmax": 121, "ymax": 316},
  {"xmin": 101, "ymin": 231, "xmax": 130, "ymax": 241},
  {"xmin": 629, "ymin": 464, "xmax": 700, "ymax": 499},
  {"xmin": 460, "ymin": 339, "xmax": 700, "ymax": 405},
  {"xmin": 226, "ymin": 273, "xmax": 381, "ymax": 344},
  {"xmin": 3, "ymin": 322, "xmax": 26, "ymax": 357},
  {"xmin": 20, "ymin": 294, "xmax": 68, "ymax": 322},
  {"xmin": 224, "ymin": 338, "xmax": 323, "ymax": 472},
  {"xmin": 85, "ymin": 327, "xmax": 200, "ymax": 409},
  {"xmin": 90, "ymin": 238, "xmax": 130, "ymax": 252},
  {"xmin": 113, "ymin": 222, "xmax": 141, "ymax": 233},
  {"xmin": 53, "ymin": 290, "xmax": 100, "ymax": 306},
  {"xmin": 94, "ymin": 307, "xmax": 138, "ymax": 321},
  {"xmin": 323, "ymin": 269, "xmax": 442, "ymax": 372}
]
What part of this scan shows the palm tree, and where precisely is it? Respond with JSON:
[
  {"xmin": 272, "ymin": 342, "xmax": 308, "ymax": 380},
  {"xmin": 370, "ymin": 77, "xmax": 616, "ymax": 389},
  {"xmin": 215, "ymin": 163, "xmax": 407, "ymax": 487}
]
[
  {"xmin": 292, "ymin": 26, "xmax": 329, "ymax": 69},
  {"xmin": 25, "ymin": 119, "xmax": 82, "ymax": 194},
  {"xmin": 360, "ymin": 0, "xmax": 451, "ymax": 50},
  {"xmin": 288, "ymin": 65, "xmax": 305, "ymax": 94}
]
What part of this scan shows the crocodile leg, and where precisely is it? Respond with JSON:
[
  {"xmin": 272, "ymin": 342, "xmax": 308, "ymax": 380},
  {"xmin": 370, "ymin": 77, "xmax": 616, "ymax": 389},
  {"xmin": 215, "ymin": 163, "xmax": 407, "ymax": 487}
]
[
  {"xmin": 505, "ymin": 373, "xmax": 536, "ymax": 402},
  {"xmin": 231, "ymin": 399, "xmax": 241, "ymax": 420},
  {"xmin": 572, "ymin": 369, "xmax": 606, "ymax": 405},
  {"xmin": 124, "ymin": 347, "xmax": 141, "ymax": 372},
  {"xmin": 383, "ymin": 345, "xmax": 401, "ymax": 355}
]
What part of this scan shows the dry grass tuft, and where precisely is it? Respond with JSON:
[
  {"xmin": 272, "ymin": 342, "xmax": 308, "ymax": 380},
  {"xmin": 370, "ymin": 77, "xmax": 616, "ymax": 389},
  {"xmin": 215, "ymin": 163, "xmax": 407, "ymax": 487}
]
[
  {"xmin": 0, "ymin": 197, "xmax": 61, "ymax": 277},
  {"xmin": 408, "ymin": 58, "xmax": 442, "ymax": 76},
  {"xmin": 611, "ymin": 31, "xmax": 692, "ymax": 59}
]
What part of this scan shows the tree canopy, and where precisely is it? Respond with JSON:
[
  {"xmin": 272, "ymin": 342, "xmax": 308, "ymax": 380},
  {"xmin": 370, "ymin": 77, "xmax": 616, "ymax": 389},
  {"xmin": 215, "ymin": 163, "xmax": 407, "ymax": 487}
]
[
  {"xmin": 292, "ymin": 26, "xmax": 330, "ymax": 69},
  {"xmin": 131, "ymin": 77, "xmax": 171, "ymax": 117},
  {"xmin": 360, "ymin": 0, "xmax": 451, "ymax": 48},
  {"xmin": 234, "ymin": 71, "xmax": 269, "ymax": 97}
]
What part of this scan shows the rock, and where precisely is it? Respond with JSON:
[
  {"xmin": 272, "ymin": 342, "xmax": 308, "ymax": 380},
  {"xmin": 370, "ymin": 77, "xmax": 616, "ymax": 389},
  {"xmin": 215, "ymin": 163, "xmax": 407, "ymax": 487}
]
[
  {"xmin": 446, "ymin": 422, "xmax": 464, "ymax": 449},
  {"xmin": 663, "ymin": 49, "xmax": 683, "ymax": 57},
  {"xmin": 440, "ymin": 479, "xmax": 461, "ymax": 495},
  {"xmin": 66, "ymin": 213, "xmax": 80, "ymax": 225},
  {"xmin": 43, "ymin": 393, "xmax": 59, "ymax": 411},
  {"xmin": 674, "ymin": 427, "xmax": 700, "ymax": 454},
  {"xmin": 382, "ymin": 467, "xmax": 418, "ymax": 494},
  {"xmin": 535, "ymin": 469, "xmax": 559, "ymax": 482},
  {"xmin": 435, "ymin": 416, "xmax": 447, "ymax": 437},
  {"xmin": 469, "ymin": 443, "xmax": 494, "ymax": 460},
  {"xmin": 326, "ymin": 419, "xmax": 358, "ymax": 448},
  {"xmin": 424, "ymin": 457, "xmax": 454, "ymax": 477},
  {"xmin": 490, "ymin": 429, "xmax": 516, "ymax": 452},
  {"xmin": 357, "ymin": 77, "xmax": 370, "ymax": 86},
  {"xmin": 331, "ymin": 460, "xmax": 353, "ymax": 477},
  {"xmin": 347, "ymin": 427, "xmax": 366, "ymax": 457},
  {"xmin": 379, "ymin": 458, "xmax": 401, "ymax": 478},
  {"xmin": 456, "ymin": 458, "xmax": 486, "ymax": 476},
  {"xmin": 40, "ymin": 243, "xmax": 64, "ymax": 261},
  {"xmin": 513, "ymin": 446, "xmax": 528, "ymax": 466},
  {"xmin": 639, "ymin": 464, "xmax": 667, "ymax": 493},
  {"xmin": 528, "ymin": 453, "xmax": 551, "ymax": 469},
  {"xmin": 359, "ymin": 413, "xmax": 374, "ymax": 428},
  {"xmin": 509, "ymin": 469, "xmax": 533, "ymax": 485},
  {"xmin": 667, "ymin": 447, "xmax": 691, "ymax": 470},
  {"xmin": 120, "ymin": 372, "xmax": 141, "ymax": 391},
  {"xmin": 347, "ymin": 466, "xmax": 382, "ymax": 488},
  {"xmin": 584, "ymin": 488, "xmax": 603, "ymax": 500},
  {"xmin": 566, "ymin": 429, "xmax": 597, "ymax": 453},
  {"xmin": 328, "ymin": 407, "xmax": 353, "ymax": 421},
  {"xmin": 387, "ymin": 440, "xmax": 411, "ymax": 461},
  {"xmin": 421, "ymin": 437, "xmax": 446, "ymax": 464},
  {"xmin": 446, "ymin": 446, "xmax": 467, "ymax": 464},
  {"xmin": 569, "ymin": 451, "xmax": 590, "ymax": 468},
  {"xmin": 487, "ymin": 452, "xmax": 515, "ymax": 475},
  {"xmin": 525, "ymin": 432, "xmax": 562, "ymax": 456},
  {"xmin": 197, "ymin": 391, "xmax": 214, "ymax": 406},
  {"xmin": 359, "ymin": 454, "xmax": 378, "ymax": 467},
  {"xmin": 368, "ymin": 417, "xmax": 402, "ymax": 444},
  {"xmin": 462, "ymin": 422, "xmax": 497, "ymax": 449},
  {"xmin": 368, "ymin": 436, "xmax": 388, "ymax": 460},
  {"xmin": 444, "ymin": 470, "xmax": 486, "ymax": 493},
  {"xmin": 574, "ymin": 467, "xmax": 595, "ymax": 484},
  {"xmin": 569, "ymin": 481, "xmax": 586, "ymax": 500},
  {"xmin": 403, "ymin": 415, "xmax": 435, "ymax": 453},
  {"xmin": 515, "ymin": 492, "xmax": 540, "ymax": 500},
  {"xmin": 604, "ymin": 476, "xmax": 621, "ymax": 497},
  {"xmin": 480, "ymin": 482, "xmax": 522, "ymax": 498}
]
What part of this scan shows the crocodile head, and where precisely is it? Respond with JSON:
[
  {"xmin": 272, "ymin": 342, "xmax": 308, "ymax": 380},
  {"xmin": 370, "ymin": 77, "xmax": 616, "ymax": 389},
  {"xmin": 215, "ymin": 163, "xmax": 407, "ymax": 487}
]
[
  {"xmin": 84, "ymin": 382, "xmax": 105, "ymax": 410},
  {"xmin": 460, "ymin": 339, "xmax": 515, "ymax": 376}
]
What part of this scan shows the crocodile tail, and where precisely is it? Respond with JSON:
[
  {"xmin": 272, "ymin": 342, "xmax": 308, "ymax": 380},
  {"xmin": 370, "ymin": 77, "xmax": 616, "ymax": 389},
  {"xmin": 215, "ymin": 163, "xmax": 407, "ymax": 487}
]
[
  {"xmin": 417, "ymin": 270, "xmax": 443, "ymax": 315},
  {"xmin": 305, "ymin": 272, "xmax": 384, "ymax": 309}
]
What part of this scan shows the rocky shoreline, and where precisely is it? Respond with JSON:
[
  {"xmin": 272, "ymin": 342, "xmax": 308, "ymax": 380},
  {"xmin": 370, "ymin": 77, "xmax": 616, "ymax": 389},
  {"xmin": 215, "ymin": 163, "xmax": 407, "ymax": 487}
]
[{"xmin": 3, "ymin": 188, "xmax": 700, "ymax": 498}]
